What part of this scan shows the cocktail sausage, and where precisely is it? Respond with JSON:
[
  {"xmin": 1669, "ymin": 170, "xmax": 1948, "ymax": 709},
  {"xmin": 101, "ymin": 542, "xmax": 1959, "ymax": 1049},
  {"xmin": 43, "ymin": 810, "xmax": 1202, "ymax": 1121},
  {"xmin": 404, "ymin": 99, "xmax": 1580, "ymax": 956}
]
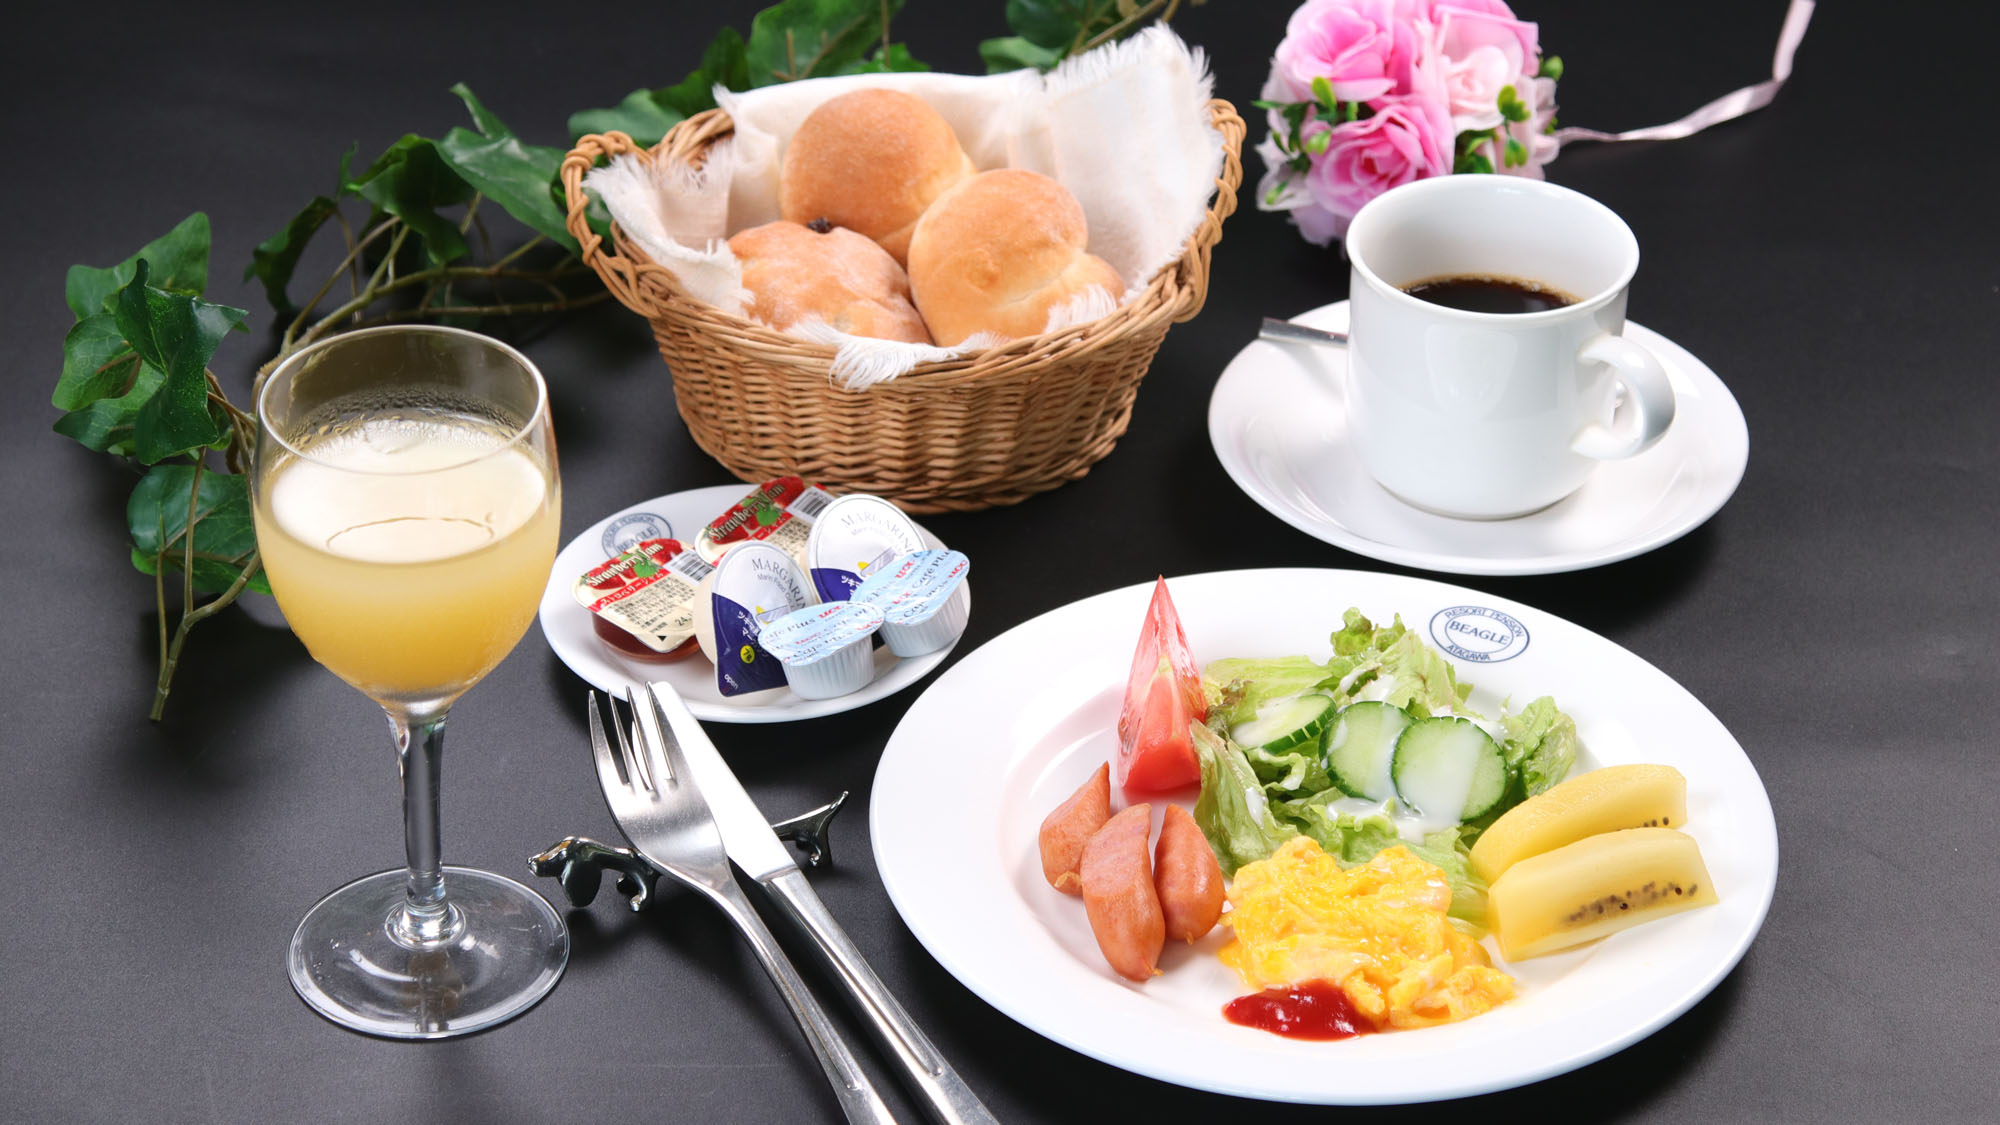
[
  {"xmin": 1038, "ymin": 763, "xmax": 1112, "ymax": 894},
  {"xmin": 1154, "ymin": 804, "xmax": 1225, "ymax": 941},
  {"xmin": 1079, "ymin": 804, "xmax": 1165, "ymax": 982}
]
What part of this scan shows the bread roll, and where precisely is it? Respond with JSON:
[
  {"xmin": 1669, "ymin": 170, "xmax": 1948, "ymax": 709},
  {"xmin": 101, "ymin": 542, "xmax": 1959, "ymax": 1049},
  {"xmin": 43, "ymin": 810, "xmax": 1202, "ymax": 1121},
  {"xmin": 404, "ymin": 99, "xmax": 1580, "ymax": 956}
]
[
  {"xmin": 780, "ymin": 89, "xmax": 975, "ymax": 265},
  {"xmin": 906, "ymin": 169, "xmax": 1126, "ymax": 347},
  {"xmin": 727, "ymin": 220, "xmax": 931, "ymax": 344}
]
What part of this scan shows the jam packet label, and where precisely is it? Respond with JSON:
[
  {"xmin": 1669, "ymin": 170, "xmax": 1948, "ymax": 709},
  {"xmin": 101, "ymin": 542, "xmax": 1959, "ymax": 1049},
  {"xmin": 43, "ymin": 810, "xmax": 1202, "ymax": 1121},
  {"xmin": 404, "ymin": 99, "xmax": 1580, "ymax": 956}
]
[
  {"xmin": 572, "ymin": 537, "xmax": 714, "ymax": 653},
  {"xmin": 805, "ymin": 494, "xmax": 928, "ymax": 603},
  {"xmin": 705, "ymin": 541, "xmax": 816, "ymax": 696},
  {"xmin": 759, "ymin": 601, "xmax": 886, "ymax": 667},
  {"xmin": 850, "ymin": 549, "xmax": 971, "ymax": 625},
  {"xmin": 695, "ymin": 476, "xmax": 839, "ymax": 567}
]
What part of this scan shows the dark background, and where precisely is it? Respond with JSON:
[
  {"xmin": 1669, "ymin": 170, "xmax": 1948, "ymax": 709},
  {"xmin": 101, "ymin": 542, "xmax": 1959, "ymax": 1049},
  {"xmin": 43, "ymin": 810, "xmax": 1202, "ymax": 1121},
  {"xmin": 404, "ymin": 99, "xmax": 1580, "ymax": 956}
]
[{"xmin": 3, "ymin": 1, "xmax": 1994, "ymax": 1121}]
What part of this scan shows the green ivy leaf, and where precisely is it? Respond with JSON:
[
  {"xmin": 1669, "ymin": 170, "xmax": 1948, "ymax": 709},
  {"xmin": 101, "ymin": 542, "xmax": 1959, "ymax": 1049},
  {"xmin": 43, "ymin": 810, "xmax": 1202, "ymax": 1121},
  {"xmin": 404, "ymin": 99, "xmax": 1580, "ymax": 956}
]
[
  {"xmin": 348, "ymin": 136, "xmax": 476, "ymax": 265},
  {"xmin": 53, "ymin": 313, "xmax": 141, "ymax": 410},
  {"xmin": 435, "ymin": 84, "xmax": 578, "ymax": 253},
  {"xmin": 114, "ymin": 260, "xmax": 246, "ymax": 463},
  {"xmin": 1003, "ymin": 0, "xmax": 1095, "ymax": 51},
  {"xmin": 126, "ymin": 466, "xmax": 270, "ymax": 596},
  {"xmin": 568, "ymin": 89, "xmax": 688, "ymax": 148},
  {"xmin": 53, "ymin": 363, "xmax": 165, "ymax": 456},
  {"xmin": 566, "ymin": 27, "xmax": 750, "ymax": 147},
  {"xmin": 1539, "ymin": 55, "xmax": 1564, "ymax": 81},
  {"xmin": 980, "ymin": 33, "xmax": 1065, "ymax": 73},
  {"xmin": 244, "ymin": 195, "xmax": 341, "ymax": 314},
  {"xmin": 745, "ymin": 0, "xmax": 904, "ymax": 85},
  {"xmin": 1504, "ymin": 137, "xmax": 1529, "ymax": 167},
  {"xmin": 65, "ymin": 212, "xmax": 211, "ymax": 320},
  {"xmin": 841, "ymin": 42, "xmax": 929, "ymax": 74}
]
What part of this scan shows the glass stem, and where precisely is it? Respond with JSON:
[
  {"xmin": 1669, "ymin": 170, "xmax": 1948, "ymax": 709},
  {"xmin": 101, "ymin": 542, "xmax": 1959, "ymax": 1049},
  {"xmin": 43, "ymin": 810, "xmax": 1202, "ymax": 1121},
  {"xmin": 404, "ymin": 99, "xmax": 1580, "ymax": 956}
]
[{"xmin": 387, "ymin": 704, "xmax": 463, "ymax": 948}]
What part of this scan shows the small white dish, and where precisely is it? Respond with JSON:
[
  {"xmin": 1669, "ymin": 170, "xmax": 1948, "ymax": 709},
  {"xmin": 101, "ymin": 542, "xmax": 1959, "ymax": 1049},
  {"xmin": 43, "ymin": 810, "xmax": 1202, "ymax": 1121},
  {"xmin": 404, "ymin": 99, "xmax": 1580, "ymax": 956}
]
[
  {"xmin": 1209, "ymin": 301, "xmax": 1748, "ymax": 576},
  {"xmin": 538, "ymin": 484, "xmax": 966, "ymax": 723},
  {"xmin": 872, "ymin": 568, "xmax": 1777, "ymax": 1104}
]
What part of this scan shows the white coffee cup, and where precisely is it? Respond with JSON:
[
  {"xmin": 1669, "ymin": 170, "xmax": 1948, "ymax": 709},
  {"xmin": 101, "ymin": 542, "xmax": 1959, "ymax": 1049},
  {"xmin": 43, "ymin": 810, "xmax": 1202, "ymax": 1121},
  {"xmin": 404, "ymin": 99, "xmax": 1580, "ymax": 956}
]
[{"xmin": 1343, "ymin": 175, "xmax": 1674, "ymax": 519}]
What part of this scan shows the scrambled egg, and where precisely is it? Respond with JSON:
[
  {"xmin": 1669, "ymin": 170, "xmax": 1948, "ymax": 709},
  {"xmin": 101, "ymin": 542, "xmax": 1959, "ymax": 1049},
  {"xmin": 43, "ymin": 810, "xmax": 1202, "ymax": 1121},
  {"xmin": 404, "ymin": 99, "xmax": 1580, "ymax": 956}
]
[{"xmin": 1220, "ymin": 837, "xmax": 1514, "ymax": 1030}]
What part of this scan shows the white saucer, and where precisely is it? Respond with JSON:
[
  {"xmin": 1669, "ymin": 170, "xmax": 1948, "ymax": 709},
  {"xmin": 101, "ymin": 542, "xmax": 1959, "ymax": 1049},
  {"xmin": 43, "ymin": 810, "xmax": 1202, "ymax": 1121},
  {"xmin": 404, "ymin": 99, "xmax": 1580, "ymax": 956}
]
[
  {"xmin": 536, "ymin": 484, "xmax": 964, "ymax": 724},
  {"xmin": 1208, "ymin": 301, "xmax": 1748, "ymax": 576}
]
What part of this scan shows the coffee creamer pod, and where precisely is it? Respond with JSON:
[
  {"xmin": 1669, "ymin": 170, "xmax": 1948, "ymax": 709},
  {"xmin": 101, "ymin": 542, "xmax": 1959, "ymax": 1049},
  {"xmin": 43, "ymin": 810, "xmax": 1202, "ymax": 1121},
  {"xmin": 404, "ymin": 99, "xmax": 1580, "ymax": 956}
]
[
  {"xmin": 691, "ymin": 541, "xmax": 817, "ymax": 697},
  {"xmin": 849, "ymin": 549, "xmax": 971, "ymax": 658},
  {"xmin": 805, "ymin": 494, "xmax": 929, "ymax": 603},
  {"xmin": 758, "ymin": 601, "xmax": 885, "ymax": 700}
]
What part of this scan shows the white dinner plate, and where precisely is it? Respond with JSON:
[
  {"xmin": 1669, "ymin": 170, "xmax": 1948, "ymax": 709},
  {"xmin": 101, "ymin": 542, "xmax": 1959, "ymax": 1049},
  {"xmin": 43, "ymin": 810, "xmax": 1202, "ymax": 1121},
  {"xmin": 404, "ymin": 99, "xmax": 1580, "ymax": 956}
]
[
  {"xmin": 872, "ymin": 569, "xmax": 1776, "ymax": 1104},
  {"xmin": 1209, "ymin": 302, "xmax": 1749, "ymax": 576},
  {"xmin": 537, "ymin": 484, "xmax": 964, "ymax": 723}
]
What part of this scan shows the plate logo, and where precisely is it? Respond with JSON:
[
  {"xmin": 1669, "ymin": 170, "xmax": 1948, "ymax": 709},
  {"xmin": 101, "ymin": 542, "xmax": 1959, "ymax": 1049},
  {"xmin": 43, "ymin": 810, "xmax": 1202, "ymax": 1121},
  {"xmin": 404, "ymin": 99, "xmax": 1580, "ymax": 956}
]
[
  {"xmin": 1429, "ymin": 605, "xmax": 1529, "ymax": 663},
  {"xmin": 600, "ymin": 511, "xmax": 674, "ymax": 557}
]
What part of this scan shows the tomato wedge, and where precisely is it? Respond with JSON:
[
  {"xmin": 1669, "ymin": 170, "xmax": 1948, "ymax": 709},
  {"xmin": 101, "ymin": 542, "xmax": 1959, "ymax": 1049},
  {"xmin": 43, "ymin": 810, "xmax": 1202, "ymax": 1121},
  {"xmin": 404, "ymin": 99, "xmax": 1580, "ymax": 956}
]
[{"xmin": 1115, "ymin": 577, "xmax": 1207, "ymax": 791}]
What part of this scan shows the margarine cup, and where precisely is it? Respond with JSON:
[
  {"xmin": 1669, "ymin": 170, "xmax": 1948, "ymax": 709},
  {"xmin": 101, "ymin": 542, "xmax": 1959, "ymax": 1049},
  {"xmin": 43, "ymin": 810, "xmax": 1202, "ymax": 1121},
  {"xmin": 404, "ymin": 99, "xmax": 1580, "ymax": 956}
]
[
  {"xmin": 805, "ymin": 494, "xmax": 929, "ymax": 602},
  {"xmin": 758, "ymin": 601, "xmax": 884, "ymax": 699},
  {"xmin": 1343, "ymin": 176, "xmax": 1676, "ymax": 519},
  {"xmin": 691, "ymin": 540, "xmax": 816, "ymax": 697},
  {"xmin": 850, "ymin": 549, "xmax": 970, "ymax": 657}
]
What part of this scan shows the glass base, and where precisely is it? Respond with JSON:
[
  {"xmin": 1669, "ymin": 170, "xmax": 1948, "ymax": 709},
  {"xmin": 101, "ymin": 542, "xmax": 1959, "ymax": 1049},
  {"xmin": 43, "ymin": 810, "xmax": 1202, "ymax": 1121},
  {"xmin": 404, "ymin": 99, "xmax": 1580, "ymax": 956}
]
[{"xmin": 288, "ymin": 866, "xmax": 568, "ymax": 1039}]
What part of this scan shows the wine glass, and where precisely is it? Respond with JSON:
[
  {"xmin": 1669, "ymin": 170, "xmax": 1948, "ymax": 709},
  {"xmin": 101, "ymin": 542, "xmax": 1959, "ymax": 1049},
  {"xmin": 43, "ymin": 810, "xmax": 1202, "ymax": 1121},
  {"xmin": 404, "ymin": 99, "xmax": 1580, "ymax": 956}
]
[{"xmin": 253, "ymin": 325, "xmax": 568, "ymax": 1038}]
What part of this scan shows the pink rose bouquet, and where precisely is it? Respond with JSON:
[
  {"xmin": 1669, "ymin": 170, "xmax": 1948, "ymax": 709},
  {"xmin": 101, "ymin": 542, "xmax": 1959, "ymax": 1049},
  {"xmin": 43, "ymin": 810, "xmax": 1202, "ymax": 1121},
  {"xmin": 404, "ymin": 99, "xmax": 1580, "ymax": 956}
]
[{"xmin": 1258, "ymin": 0, "xmax": 1564, "ymax": 244}]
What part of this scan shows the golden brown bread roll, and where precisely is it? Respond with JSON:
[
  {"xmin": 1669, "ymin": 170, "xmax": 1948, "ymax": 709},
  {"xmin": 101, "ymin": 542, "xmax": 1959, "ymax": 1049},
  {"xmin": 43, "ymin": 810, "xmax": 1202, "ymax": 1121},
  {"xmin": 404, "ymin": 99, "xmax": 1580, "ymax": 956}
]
[
  {"xmin": 905, "ymin": 169, "xmax": 1127, "ymax": 347},
  {"xmin": 727, "ymin": 220, "xmax": 932, "ymax": 344},
  {"xmin": 780, "ymin": 89, "xmax": 976, "ymax": 266}
]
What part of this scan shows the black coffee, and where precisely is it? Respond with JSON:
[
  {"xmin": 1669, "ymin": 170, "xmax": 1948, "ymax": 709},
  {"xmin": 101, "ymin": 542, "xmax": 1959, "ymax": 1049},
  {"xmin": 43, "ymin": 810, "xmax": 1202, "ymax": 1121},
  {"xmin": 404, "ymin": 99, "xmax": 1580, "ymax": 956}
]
[{"xmin": 1402, "ymin": 274, "xmax": 1577, "ymax": 314}]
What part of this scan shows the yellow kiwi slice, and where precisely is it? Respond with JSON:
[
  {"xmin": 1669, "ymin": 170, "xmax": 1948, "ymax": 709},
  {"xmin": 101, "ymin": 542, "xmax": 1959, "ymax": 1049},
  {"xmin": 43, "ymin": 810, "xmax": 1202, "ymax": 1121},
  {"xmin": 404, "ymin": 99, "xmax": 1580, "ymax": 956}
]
[
  {"xmin": 1488, "ymin": 827, "xmax": 1718, "ymax": 960},
  {"xmin": 1469, "ymin": 763, "xmax": 1687, "ymax": 882}
]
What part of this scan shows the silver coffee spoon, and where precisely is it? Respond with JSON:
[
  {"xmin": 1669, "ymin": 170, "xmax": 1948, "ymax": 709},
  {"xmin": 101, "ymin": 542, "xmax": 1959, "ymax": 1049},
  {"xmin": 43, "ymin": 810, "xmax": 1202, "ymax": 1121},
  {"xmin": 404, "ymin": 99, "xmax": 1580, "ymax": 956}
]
[{"xmin": 1259, "ymin": 317, "xmax": 1348, "ymax": 347}]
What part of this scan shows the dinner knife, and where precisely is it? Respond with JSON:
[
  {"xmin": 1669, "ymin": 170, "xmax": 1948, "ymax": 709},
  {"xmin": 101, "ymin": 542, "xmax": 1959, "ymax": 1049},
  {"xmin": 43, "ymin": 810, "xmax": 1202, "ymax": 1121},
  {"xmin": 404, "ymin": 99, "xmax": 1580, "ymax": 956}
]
[{"xmin": 644, "ymin": 683, "xmax": 999, "ymax": 1125}]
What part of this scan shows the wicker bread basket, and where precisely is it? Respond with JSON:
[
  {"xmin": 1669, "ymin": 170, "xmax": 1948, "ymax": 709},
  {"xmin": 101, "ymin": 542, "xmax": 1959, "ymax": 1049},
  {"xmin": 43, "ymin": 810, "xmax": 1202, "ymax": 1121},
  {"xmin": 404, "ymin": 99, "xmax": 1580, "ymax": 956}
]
[{"xmin": 561, "ymin": 100, "xmax": 1244, "ymax": 513}]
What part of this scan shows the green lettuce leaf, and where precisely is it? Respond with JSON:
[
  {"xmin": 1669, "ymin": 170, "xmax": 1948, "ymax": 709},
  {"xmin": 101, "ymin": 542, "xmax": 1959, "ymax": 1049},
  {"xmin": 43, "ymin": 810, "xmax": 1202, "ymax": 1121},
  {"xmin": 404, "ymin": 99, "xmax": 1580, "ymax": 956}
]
[
  {"xmin": 1191, "ymin": 723, "xmax": 1296, "ymax": 877},
  {"xmin": 1202, "ymin": 654, "xmax": 1327, "ymax": 728},
  {"xmin": 1239, "ymin": 738, "xmax": 1332, "ymax": 798},
  {"xmin": 1272, "ymin": 792, "xmax": 1402, "ymax": 862},
  {"xmin": 1502, "ymin": 695, "xmax": 1578, "ymax": 797},
  {"xmin": 1321, "ymin": 609, "xmax": 1472, "ymax": 717}
]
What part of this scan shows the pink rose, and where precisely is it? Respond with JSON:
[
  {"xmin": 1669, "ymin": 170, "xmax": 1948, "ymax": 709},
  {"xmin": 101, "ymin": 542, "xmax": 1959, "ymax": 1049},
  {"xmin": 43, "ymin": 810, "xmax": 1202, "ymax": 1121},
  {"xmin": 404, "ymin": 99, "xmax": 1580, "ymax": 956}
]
[
  {"xmin": 1426, "ymin": 3, "xmax": 1540, "ymax": 133},
  {"xmin": 1303, "ymin": 94, "xmax": 1455, "ymax": 239},
  {"xmin": 1271, "ymin": 0, "xmax": 1431, "ymax": 104},
  {"xmin": 1495, "ymin": 74, "xmax": 1560, "ymax": 178},
  {"xmin": 1411, "ymin": 0, "xmax": 1539, "ymax": 61}
]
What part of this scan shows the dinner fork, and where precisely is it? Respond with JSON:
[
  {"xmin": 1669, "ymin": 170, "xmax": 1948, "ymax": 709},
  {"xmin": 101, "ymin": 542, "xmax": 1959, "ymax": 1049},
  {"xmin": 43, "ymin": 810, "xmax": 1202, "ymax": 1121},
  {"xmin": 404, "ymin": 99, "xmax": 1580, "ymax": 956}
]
[{"xmin": 589, "ymin": 689, "xmax": 897, "ymax": 1125}]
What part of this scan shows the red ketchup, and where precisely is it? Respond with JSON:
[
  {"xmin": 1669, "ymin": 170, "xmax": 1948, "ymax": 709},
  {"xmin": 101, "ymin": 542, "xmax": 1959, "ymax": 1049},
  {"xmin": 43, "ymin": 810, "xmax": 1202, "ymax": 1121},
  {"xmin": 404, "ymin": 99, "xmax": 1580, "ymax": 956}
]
[{"xmin": 1222, "ymin": 981, "xmax": 1375, "ymax": 1041}]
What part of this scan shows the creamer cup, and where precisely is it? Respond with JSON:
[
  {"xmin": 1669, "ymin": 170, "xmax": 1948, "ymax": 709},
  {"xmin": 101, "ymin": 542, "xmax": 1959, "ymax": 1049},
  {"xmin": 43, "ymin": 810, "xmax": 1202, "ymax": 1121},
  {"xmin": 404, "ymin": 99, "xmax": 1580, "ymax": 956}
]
[
  {"xmin": 849, "ymin": 549, "xmax": 971, "ymax": 657},
  {"xmin": 758, "ymin": 601, "xmax": 885, "ymax": 699}
]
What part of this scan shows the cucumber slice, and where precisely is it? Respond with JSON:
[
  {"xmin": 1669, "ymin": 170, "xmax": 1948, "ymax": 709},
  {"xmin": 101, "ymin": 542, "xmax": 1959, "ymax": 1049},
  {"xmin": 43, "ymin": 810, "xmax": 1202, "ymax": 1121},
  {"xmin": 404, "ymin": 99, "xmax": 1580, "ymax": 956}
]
[
  {"xmin": 1230, "ymin": 693, "xmax": 1335, "ymax": 754},
  {"xmin": 1391, "ymin": 716, "xmax": 1508, "ymax": 821},
  {"xmin": 1324, "ymin": 701, "xmax": 1413, "ymax": 800}
]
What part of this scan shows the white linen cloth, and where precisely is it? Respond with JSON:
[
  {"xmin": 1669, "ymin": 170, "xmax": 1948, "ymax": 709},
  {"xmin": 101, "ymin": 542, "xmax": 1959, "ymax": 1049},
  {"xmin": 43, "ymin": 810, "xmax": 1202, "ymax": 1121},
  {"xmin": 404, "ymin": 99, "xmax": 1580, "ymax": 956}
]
[{"xmin": 584, "ymin": 27, "xmax": 1223, "ymax": 388}]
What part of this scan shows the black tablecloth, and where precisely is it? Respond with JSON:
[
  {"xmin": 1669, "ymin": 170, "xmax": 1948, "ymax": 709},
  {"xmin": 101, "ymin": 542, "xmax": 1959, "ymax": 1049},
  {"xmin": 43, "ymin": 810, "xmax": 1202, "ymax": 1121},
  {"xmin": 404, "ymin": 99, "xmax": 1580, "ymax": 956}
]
[{"xmin": 5, "ymin": 1, "xmax": 1994, "ymax": 1120}]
